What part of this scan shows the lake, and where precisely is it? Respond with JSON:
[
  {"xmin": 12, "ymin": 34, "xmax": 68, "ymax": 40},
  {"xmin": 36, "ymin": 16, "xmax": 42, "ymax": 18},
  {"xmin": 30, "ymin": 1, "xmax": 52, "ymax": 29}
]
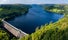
[{"xmin": 7, "ymin": 5, "xmax": 64, "ymax": 34}]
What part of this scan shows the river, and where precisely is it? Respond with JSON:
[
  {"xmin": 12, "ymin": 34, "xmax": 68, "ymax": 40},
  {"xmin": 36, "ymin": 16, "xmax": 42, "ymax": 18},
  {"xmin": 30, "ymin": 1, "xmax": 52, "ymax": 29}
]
[{"xmin": 7, "ymin": 4, "xmax": 64, "ymax": 34}]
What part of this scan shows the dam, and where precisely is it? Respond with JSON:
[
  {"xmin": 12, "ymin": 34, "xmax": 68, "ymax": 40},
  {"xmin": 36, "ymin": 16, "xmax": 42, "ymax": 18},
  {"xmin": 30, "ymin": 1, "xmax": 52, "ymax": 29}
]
[{"xmin": 2, "ymin": 19, "xmax": 28, "ymax": 38}]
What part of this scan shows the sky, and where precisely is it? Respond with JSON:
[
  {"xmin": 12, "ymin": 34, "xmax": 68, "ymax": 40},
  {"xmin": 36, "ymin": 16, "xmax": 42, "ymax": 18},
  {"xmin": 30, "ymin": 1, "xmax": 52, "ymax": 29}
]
[{"xmin": 0, "ymin": 0, "xmax": 68, "ymax": 4}]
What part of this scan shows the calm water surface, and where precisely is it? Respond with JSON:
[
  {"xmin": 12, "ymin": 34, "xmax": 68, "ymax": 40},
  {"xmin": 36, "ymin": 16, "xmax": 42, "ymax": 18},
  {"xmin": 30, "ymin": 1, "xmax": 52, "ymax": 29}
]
[{"xmin": 7, "ymin": 5, "xmax": 64, "ymax": 34}]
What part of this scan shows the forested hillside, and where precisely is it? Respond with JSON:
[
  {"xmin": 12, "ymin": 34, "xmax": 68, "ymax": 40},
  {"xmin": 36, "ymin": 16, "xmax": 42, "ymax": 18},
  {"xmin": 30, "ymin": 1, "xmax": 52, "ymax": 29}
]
[
  {"xmin": 20, "ymin": 15, "xmax": 68, "ymax": 40},
  {"xmin": 0, "ymin": 4, "xmax": 30, "ymax": 19},
  {"xmin": 44, "ymin": 4, "xmax": 66, "ymax": 14}
]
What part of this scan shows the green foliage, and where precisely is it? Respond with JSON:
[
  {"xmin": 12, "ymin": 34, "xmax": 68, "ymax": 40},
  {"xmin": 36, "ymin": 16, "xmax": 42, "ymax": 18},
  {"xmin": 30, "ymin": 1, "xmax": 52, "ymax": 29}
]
[
  {"xmin": 11, "ymin": 37, "xmax": 18, "ymax": 40},
  {"xmin": 44, "ymin": 4, "xmax": 65, "ymax": 14},
  {"xmin": 0, "ymin": 28, "xmax": 18, "ymax": 40},
  {"xmin": 20, "ymin": 16, "xmax": 68, "ymax": 40},
  {"xmin": 0, "ymin": 29, "xmax": 9, "ymax": 40},
  {"xmin": 0, "ymin": 4, "xmax": 29, "ymax": 19}
]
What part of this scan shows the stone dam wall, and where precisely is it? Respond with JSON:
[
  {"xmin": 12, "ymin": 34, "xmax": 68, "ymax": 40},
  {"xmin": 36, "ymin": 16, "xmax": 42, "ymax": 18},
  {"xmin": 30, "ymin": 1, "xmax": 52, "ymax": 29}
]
[{"xmin": 2, "ymin": 19, "xmax": 28, "ymax": 38}]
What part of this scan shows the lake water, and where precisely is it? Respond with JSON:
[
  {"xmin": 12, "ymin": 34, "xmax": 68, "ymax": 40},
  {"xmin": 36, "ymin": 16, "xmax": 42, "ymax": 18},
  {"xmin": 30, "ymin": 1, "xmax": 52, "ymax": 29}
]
[{"xmin": 7, "ymin": 5, "xmax": 64, "ymax": 34}]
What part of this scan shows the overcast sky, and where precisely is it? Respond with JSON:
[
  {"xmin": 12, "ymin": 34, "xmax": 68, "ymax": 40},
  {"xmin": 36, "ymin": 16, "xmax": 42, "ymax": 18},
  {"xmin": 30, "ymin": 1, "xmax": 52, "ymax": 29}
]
[{"xmin": 0, "ymin": 0, "xmax": 68, "ymax": 4}]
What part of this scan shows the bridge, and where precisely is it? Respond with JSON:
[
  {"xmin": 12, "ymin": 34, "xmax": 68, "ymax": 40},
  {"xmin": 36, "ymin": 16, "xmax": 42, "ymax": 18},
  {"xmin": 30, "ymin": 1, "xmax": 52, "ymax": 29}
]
[{"xmin": 2, "ymin": 19, "xmax": 28, "ymax": 38}]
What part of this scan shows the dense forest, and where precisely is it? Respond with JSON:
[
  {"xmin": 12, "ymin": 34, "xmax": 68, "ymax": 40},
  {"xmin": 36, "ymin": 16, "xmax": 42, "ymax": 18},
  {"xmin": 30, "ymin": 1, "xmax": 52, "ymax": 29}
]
[
  {"xmin": 0, "ymin": 4, "xmax": 30, "ymax": 19},
  {"xmin": 0, "ymin": 4, "xmax": 68, "ymax": 40},
  {"xmin": 19, "ymin": 5, "xmax": 68, "ymax": 40},
  {"xmin": 44, "ymin": 4, "xmax": 66, "ymax": 14},
  {"xmin": 0, "ymin": 29, "xmax": 9, "ymax": 40}
]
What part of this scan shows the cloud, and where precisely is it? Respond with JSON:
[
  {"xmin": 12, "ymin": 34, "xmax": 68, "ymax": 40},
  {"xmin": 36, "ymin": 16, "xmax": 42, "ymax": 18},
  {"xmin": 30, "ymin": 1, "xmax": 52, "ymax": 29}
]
[
  {"xmin": 0, "ymin": 0, "xmax": 33, "ymax": 4},
  {"xmin": 0, "ymin": 0, "xmax": 68, "ymax": 4},
  {"xmin": 0, "ymin": 0, "xmax": 8, "ymax": 4}
]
